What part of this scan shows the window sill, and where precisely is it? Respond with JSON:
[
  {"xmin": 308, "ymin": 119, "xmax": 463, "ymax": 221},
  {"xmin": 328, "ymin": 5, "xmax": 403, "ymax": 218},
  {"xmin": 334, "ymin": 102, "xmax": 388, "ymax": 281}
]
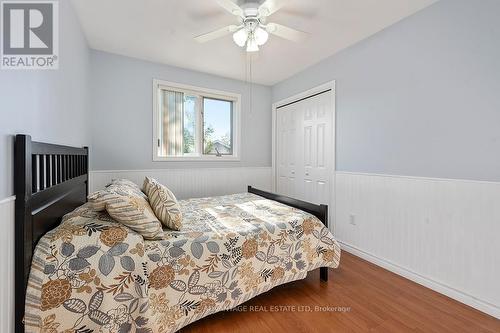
[{"xmin": 153, "ymin": 156, "xmax": 240, "ymax": 162}]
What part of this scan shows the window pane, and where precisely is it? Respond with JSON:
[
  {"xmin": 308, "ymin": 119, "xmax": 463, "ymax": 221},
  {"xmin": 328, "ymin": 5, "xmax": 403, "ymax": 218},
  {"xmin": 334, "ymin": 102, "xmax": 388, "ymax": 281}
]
[
  {"xmin": 203, "ymin": 98, "xmax": 232, "ymax": 155},
  {"xmin": 183, "ymin": 95, "xmax": 196, "ymax": 154},
  {"xmin": 158, "ymin": 90, "xmax": 197, "ymax": 157}
]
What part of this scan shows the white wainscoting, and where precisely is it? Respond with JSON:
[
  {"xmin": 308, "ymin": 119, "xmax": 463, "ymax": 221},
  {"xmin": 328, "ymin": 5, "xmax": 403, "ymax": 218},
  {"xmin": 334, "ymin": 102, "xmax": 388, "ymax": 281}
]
[
  {"xmin": 335, "ymin": 172, "xmax": 500, "ymax": 319},
  {"xmin": 4, "ymin": 170, "xmax": 498, "ymax": 327},
  {"xmin": 0, "ymin": 196, "xmax": 15, "ymax": 333},
  {"xmin": 90, "ymin": 167, "xmax": 273, "ymax": 199}
]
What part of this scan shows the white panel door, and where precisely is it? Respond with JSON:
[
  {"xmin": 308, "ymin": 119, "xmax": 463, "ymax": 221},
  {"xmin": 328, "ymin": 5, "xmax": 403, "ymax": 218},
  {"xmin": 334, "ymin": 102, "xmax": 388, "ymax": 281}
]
[
  {"xmin": 276, "ymin": 102, "xmax": 298, "ymax": 198},
  {"xmin": 276, "ymin": 91, "xmax": 333, "ymax": 205}
]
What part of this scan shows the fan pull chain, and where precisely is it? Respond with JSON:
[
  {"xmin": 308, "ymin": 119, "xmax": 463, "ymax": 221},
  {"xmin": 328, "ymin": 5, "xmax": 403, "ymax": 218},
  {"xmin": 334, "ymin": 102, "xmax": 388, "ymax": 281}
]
[
  {"xmin": 245, "ymin": 52, "xmax": 254, "ymax": 116},
  {"xmin": 250, "ymin": 53, "xmax": 253, "ymax": 115}
]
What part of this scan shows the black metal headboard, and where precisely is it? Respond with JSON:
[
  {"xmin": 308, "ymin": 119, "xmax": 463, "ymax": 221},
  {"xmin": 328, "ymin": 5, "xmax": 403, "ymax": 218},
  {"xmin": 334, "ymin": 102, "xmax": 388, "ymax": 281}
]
[{"xmin": 14, "ymin": 134, "xmax": 88, "ymax": 333}]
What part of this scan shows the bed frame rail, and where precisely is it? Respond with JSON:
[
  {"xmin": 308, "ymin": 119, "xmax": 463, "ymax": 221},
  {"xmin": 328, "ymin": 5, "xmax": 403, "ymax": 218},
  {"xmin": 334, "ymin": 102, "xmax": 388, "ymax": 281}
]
[{"xmin": 247, "ymin": 186, "xmax": 329, "ymax": 282}]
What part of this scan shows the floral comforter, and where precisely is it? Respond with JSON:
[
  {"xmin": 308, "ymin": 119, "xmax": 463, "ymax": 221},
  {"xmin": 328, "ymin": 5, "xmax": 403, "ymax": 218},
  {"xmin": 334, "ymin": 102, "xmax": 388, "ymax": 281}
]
[{"xmin": 25, "ymin": 193, "xmax": 341, "ymax": 333}]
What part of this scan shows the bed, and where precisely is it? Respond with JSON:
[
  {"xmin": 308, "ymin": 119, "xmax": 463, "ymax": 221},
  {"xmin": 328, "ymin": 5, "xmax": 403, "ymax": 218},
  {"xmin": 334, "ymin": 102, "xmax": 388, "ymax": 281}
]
[{"xmin": 14, "ymin": 134, "xmax": 341, "ymax": 333}]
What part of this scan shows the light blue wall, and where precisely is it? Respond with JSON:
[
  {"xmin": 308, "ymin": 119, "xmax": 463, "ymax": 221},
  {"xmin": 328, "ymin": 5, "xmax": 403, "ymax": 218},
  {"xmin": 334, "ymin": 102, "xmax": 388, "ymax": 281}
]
[
  {"xmin": 89, "ymin": 50, "xmax": 272, "ymax": 170},
  {"xmin": 272, "ymin": 0, "xmax": 500, "ymax": 182},
  {"xmin": 2, "ymin": 0, "xmax": 499, "ymax": 195},
  {"xmin": 0, "ymin": 0, "xmax": 90, "ymax": 199}
]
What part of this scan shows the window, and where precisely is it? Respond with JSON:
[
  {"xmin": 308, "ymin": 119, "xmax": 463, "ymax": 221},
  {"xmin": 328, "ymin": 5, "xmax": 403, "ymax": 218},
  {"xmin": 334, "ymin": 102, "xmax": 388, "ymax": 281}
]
[{"xmin": 153, "ymin": 80, "xmax": 240, "ymax": 161}]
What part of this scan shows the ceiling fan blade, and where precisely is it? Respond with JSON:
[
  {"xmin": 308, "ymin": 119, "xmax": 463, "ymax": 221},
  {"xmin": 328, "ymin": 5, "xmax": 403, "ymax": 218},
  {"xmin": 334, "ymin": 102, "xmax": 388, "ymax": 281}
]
[
  {"xmin": 266, "ymin": 23, "xmax": 308, "ymax": 42},
  {"xmin": 194, "ymin": 25, "xmax": 239, "ymax": 43},
  {"xmin": 215, "ymin": 0, "xmax": 244, "ymax": 17},
  {"xmin": 258, "ymin": 0, "xmax": 285, "ymax": 17}
]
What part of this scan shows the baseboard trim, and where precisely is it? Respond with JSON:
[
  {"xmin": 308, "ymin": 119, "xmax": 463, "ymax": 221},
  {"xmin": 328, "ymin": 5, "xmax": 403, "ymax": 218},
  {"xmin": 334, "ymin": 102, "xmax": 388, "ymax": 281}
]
[{"xmin": 338, "ymin": 240, "xmax": 500, "ymax": 319}]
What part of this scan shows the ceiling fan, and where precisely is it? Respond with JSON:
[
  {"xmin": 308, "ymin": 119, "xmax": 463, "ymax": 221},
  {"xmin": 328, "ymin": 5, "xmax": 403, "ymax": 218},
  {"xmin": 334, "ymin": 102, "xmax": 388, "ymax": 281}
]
[{"xmin": 194, "ymin": 0, "xmax": 308, "ymax": 52}]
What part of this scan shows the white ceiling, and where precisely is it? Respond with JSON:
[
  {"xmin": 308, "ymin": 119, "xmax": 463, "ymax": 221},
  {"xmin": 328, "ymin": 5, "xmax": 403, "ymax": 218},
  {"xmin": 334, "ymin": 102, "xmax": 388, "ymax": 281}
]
[{"xmin": 72, "ymin": 0, "xmax": 437, "ymax": 86}]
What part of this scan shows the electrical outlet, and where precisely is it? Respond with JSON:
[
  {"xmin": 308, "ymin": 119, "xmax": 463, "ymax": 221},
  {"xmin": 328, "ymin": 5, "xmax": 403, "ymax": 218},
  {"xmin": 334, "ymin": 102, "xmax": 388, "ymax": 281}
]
[{"xmin": 349, "ymin": 214, "xmax": 356, "ymax": 226}]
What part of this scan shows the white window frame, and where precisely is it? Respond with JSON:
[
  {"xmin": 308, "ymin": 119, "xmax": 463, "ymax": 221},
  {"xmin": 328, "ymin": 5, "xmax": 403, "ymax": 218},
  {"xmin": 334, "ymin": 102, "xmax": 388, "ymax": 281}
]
[{"xmin": 152, "ymin": 79, "xmax": 241, "ymax": 161}]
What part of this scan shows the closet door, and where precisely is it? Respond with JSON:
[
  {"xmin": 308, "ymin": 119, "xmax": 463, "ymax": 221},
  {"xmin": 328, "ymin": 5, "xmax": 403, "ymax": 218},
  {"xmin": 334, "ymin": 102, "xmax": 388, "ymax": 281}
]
[
  {"xmin": 276, "ymin": 101, "xmax": 298, "ymax": 198},
  {"xmin": 276, "ymin": 91, "xmax": 333, "ymax": 205}
]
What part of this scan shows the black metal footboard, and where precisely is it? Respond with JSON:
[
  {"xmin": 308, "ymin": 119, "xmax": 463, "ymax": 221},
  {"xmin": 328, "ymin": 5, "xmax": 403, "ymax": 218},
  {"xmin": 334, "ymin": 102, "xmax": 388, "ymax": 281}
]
[{"xmin": 247, "ymin": 186, "xmax": 329, "ymax": 282}]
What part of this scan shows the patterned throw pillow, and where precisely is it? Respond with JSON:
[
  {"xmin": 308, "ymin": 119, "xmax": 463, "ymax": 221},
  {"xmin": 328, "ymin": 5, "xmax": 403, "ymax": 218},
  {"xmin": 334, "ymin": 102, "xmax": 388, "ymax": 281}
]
[
  {"xmin": 87, "ymin": 190, "xmax": 111, "ymax": 211},
  {"xmin": 143, "ymin": 177, "xmax": 183, "ymax": 231},
  {"xmin": 106, "ymin": 179, "xmax": 146, "ymax": 198},
  {"xmin": 88, "ymin": 181, "xmax": 144, "ymax": 211},
  {"xmin": 87, "ymin": 183, "xmax": 164, "ymax": 240}
]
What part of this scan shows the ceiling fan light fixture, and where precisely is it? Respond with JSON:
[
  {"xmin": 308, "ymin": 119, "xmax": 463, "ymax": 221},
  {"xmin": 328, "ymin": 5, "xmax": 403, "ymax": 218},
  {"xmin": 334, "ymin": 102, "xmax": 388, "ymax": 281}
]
[
  {"xmin": 259, "ymin": 7, "xmax": 270, "ymax": 17},
  {"xmin": 246, "ymin": 38, "xmax": 259, "ymax": 52},
  {"xmin": 254, "ymin": 26, "xmax": 269, "ymax": 46},
  {"xmin": 196, "ymin": 0, "xmax": 309, "ymax": 52},
  {"xmin": 232, "ymin": 28, "xmax": 248, "ymax": 47},
  {"xmin": 265, "ymin": 23, "xmax": 277, "ymax": 34}
]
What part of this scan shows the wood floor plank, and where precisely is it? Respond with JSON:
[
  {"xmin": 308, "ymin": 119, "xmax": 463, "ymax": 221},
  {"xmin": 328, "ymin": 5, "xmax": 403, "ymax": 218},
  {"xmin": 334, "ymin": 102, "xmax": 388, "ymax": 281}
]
[{"xmin": 180, "ymin": 252, "xmax": 500, "ymax": 332}]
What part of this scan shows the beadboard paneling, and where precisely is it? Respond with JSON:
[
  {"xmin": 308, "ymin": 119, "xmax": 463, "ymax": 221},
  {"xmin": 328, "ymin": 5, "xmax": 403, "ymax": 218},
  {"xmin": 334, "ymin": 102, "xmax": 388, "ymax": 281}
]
[
  {"xmin": 90, "ymin": 167, "xmax": 272, "ymax": 199},
  {"xmin": 335, "ymin": 172, "xmax": 500, "ymax": 319},
  {"xmin": 0, "ymin": 196, "xmax": 15, "ymax": 333}
]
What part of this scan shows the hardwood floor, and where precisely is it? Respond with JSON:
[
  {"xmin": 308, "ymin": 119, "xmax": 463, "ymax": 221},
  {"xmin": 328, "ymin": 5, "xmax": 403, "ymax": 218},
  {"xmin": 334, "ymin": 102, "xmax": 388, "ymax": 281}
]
[{"xmin": 181, "ymin": 252, "xmax": 500, "ymax": 332}]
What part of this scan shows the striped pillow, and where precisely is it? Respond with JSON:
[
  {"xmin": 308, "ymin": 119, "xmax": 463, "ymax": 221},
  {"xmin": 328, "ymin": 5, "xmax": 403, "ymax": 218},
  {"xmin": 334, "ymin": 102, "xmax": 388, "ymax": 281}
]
[
  {"xmin": 88, "ymin": 184, "xmax": 164, "ymax": 240},
  {"xmin": 143, "ymin": 177, "xmax": 183, "ymax": 231}
]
